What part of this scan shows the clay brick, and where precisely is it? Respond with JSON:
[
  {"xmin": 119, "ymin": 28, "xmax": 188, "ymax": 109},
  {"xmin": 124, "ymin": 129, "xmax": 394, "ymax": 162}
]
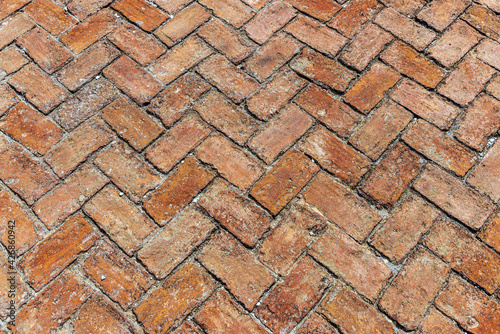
[
  {"xmin": 468, "ymin": 140, "xmax": 500, "ymax": 201},
  {"xmin": 83, "ymin": 240, "xmax": 154, "ymax": 308},
  {"xmin": 244, "ymin": 0, "xmax": 296, "ymax": 44},
  {"xmin": 476, "ymin": 0, "xmax": 500, "ymax": 13},
  {"xmin": 134, "ymin": 261, "xmax": 217, "ymax": 333},
  {"xmin": 370, "ymin": 192, "xmax": 441, "ymax": 262},
  {"xmin": 0, "ymin": 46, "xmax": 28, "ymax": 78},
  {"xmin": 56, "ymin": 40, "xmax": 120, "ymax": 91},
  {"xmin": 84, "ymin": 184, "xmax": 157, "ymax": 255},
  {"xmin": 33, "ymin": 163, "xmax": 107, "ymax": 229},
  {"xmin": 379, "ymin": 249, "xmax": 450, "ymax": 330},
  {"xmin": 0, "ymin": 250, "xmax": 32, "ymax": 319},
  {"xmin": 0, "ymin": 0, "xmax": 30, "ymax": 20},
  {"xmin": 418, "ymin": 0, "xmax": 471, "ymax": 31},
  {"xmin": 257, "ymin": 202, "xmax": 327, "ymax": 275},
  {"xmin": 298, "ymin": 126, "xmax": 371, "ymax": 185},
  {"xmin": 24, "ymin": 0, "xmax": 77, "ymax": 35},
  {"xmin": 475, "ymin": 38, "xmax": 500, "ymax": 70},
  {"xmin": 391, "ymin": 79, "xmax": 460, "ymax": 130},
  {"xmin": 45, "ymin": 117, "xmax": 113, "ymax": 178},
  {"xmin": 194, "ymin": 90, "xmax": 259, "ymax": 145},
  {"xmin": 196, "ymin": 134, "xmax": 265, "ymax": 190},
  {"xmin": 143, "ymin": 156, "xmax": 215, "ymax": 225},
  {"xmin": 290, "ymin": 48, "xmax": 356, "ymax": 92},
  {"xmin": 138, "ymin": 207, "xmax": 215, "ymax": 278},
  {"xmin": 17, "ymin": 214, "xmax": 98, "ymax": 291},
  {"xmin": 93, "ymin": 141, "xmax": 162, "ymax": 202},
  {"xmin": 67, "ymin": 0, "xmax": 112, "ymax": 20},
  {"xmin": 197, "ymin": 54, "xmax": 259, "ymax": 103},
  {"xmin": 0, "ymin": 85, "xmax": 17, "ymax": 116},
  {"xmin": 154, "ymin": 0, "xmax": 190, "ymax": 14},
  {"xmin": 241, "ymin": 0, "xmax": 266, "ymax": 9},
  {"xmin": 0, "ymin": 13, "xmax": 34, "ymax": 49},
  {"xmin": 418, "ymin": 307, "xmax": 463, "ymax": 334},
  {"xmin": 379, "ymin": 0, "xmax": 425, "ymax": 15},
  {"xmin": 249, "ymin": 104, "xmax": 313, "ymax": 163},
  {"xmin": 328, "ymin": 0, "xmax": 383, "ymax": 38},
  {"xmin": 197, "ymin": 231, "xmax": 274, "ymax": 310},
  {"xmin": 374, "ymin": 8, "xmax": 436, "ymax": 51},
  {"xmin": 462, "ymin": 5, "xmax": 500, "ymax": 43},
  {"xmin": 112, "ymin": 0, "xmax": 166, "ymax": 31},
  {"xmin": 198, "ymin": 178, "xmax": 272, "ymax": 247},
  {"xmin": 172, "ymin": 322, "xmax": 202, "ymax": 334},
  {"xmin": 101, "ymin": 96, "xmax": 163, "ymax": 151},
  {"xmin": 478, "ymin": 210, "xmax": 500, "ymax": 252},
  {"xmin": 247, "ymin": 67, "xmax": 307, "ymax": 120},
  {"xmin": 285, "ymin": 0, "xmax": 340, "ymax": 21},
  {"xmin": 297, "ymin": 313, "xmax": 340, "ymax": 334},
  {"xmin": 250, "ymin": 149, "xmax": 319, "ymax": 215},
  {"xmin": 438, "ymin": 55, "xmax": 496, "ymax": 105},
  {"xmin": 349, "ymin": 100, "xmax": 413, "ymax": 160},
  {"xmin": 344, "ymin": 62, "xmax": 401, "ymax": 113},
  {"xmin": 285, "ymin": 15, "xmax": 347, "ymax": 58},
  {"xmin": 339, "ymin": 23, "xmax": 393, "ymax": 71},
  {"xmin": 8, "ymin": 63, "xmax": 68, "ymax": 114},
  {"xmin": 198, "ymin": 0, "xmax": 254, "ymax": 28},
  {"xmin": 487, "ymin": 75, "xmax": 500, "ymax": 100}
]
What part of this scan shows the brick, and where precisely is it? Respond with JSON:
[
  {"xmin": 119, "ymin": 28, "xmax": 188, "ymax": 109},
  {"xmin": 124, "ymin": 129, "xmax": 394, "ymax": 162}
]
[
  {"xmin": 478, "ymin": 210, "xmax": 500, "ymax": 252},
  {"xmin": 391, "ymin": 79, "xmax": 460, "ymax": 130},
  {"xmin": 0, "ymin": 13, "xmax": 34, "ymax": 49},
  {"xmin": 0, "ymin": 0, "xmax": 30, "ymax": 20},
  {"xmin": 82, "ymin": 240, "xmax": 154, "ymax": 308},
  {"xmin": 59, "ymin": 9, "xmax": 120, "ymax": 53},
  {"xmin": 328, "ymin": 0, "xmax": 383, "ymax": 38},
  {"xmin": 285, "ymin": 15, "xmax": 347, "ymax": 58},
  {"xmin": 143, "ymin": 156, "xmax": 215, "ymax": 225},
  {"xmin": 102, "ymin": 96, "xmax": 163, "ymax": 151},
  {"xmin": 0, "ymin": 46, "xmax": 28, "ymax": 78},
  {"xmin": 464, "ymin": 5, "xmax": 500, "ymax": 43},
  {"xmin": 297, "ymin": 313, "xmax": 340, "ymax": 334},
  {"xmin": 418, "ymin": 307, "xmax": 462, "ymax": 334},
  {"xmin": 197, "ymin": 231, "xmax": 274, "ymax": 310},
  {"xmin": 198, "ymin": 0, "xmax": 254, "ymax": 28},
  {"xmin": 112, "ymin": 0, "xmax": 166, "ymax": 31},
  {"xmin": 0, "ymin": 250, "xmax": 32, "ymax": 319},
  {"xmin": 339, "ymin": 23, "xmax": 393, "ymax": 71},
  {"xmin": 244, "ymin": 0, "xmax": 296, "ymax": 44},
  {"xmin": 8, "ymin": 64, "xmax": 68, "ymax": 113},
  {"xmin": 0, "ymin": 85, "xmax": 17, "ymax": 116},
  {"xmin": 67, "ymin": 0, "xmax": 112, "ymax": 20},
  {"xmin": 487, "ymin": 75, "xmax": 500, "ymax": 100},
  {"xmin": 290, "ymin": 48, "xmax": 356, "ymax": 92},
  {"xmin": 33, "ymin": 164, "xmax": 107, "ymax": 229},
  {"xmin": 93, "ymin": 141, "xmax": 162, "ymax": 202},
  {"xmin": 134, "ymin": 261, "xmax": 217, "ymax": 334},
  {"xmin": 375, "ymin": 8, "xmax": 436, "ymax": 51},
  {"xmin": 247, "ymin": 67, "xmax": 307, "ymax": 120},
  {"xmin": 256, "ymin": 202, "xmax": 327, "ymax": 275},
  {"xmin": 84, "ymin": 184, "xmax": 157, "ymax": 255},
  {"xmin": 476, "ymin": 0, "xmax": 500, "ymax": 12},
  {"xmin": 438, "ymin": 55, "xmax": 496, "ymax": 105},
  {"xmin": 379, "ymin": 0, "xmax": 425, "ymax": 15},
  {"xmin": 379, "ymin": 249, "xmax": 449, "ymax": 330},
  {"xmin": 198, "ymin": 178, "xmax": 272, "ymax": 247},
  {"xmin": 17, "ymin": 214, "xmax": 98, "ymax": 291},
  {"xmin": 475, "ymin": 38, "xmax": 500, "ymax": 70},
  {"xmin": 249, "ymin": 104, "xmax": 313, "ymax": 163},
  {"xmin": 468, "ymin": 140, "xmax": 500, "ymax": 201},
  {"xmin": 56, "ymin": 40, "xmax": 120, "ymax": 91},
  {"xmin": 344, "ymin": 62, "xmax": 401, "ymax": 113},
  {"xmin": 149, "ymin": 35, "xmax": 213, "ymax": 85},
  {"xmin": 427, "ymin": 20, "xmax": 482, "ymax": 68},
  {"xmin": 299, "ymin": 126, "xmax": 371, "ymax": 185},
  {"xmin": 172, "ymin": 322, "xmax": 202, "ymax": 334},
  {"xmin": 146, "ymin": 114, "xmax": 210, "ymax": 172},
  {"xmin": 404, "ymin": 120, "xmax": 477, "ymax": 176},
  {"xmin": 418, "ymin": 0, "xmax": 470, "ymax": 31},
  {"xmin": 285, "ymin": 0, "xmax": 340, "ymax": 21},
  {"xmin": 197, "ymin": 54, "xmax": 259, "ymax": 103},
  {"xmin": 370, "ymin": 192, "xmax": 441, "ymax": 262},
  {"xmin": 196, "ymin": 134, "xmax": 265, "ymax": 190},
  {"xmin": 138, "ymin": 207, "xmax": 215, "ymax": 279},
  {"xmin": 154, "ymin": 0, "xmax": 190, "ymax": 14},
  {"xmin": 241, "ymin": 0, "xmax": 266, "ymax": 9},
  {"xmin": 350, "ymin": 100, "xmax": 413, "ymax": 160},
  {"xmin": 250, "ymin": 149, "xmax": 319, "ymax": 215},
  {"xmin": 24, "ymin": 0, "xmax": 77, "ymax": 35},
  {"xmin": 194, "ymin": 90, "xmax": 259, "ymax": 145}
]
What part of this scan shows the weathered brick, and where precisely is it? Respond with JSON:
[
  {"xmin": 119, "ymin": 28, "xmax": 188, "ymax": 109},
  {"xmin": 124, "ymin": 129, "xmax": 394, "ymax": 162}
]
[
  {"xmin": 487, "ymin": 75, "xmax": 500, "ymax": 100},
  {"xmin": 0, "ymin": 85, "xmax": 17, "ymax": 116},
  {"xmin": 0, "ymin": 46, "xmax": 28, "ymax": 78},
  {"xmin": 67, "ymin": 0, "xmax": 112, "ymax": 20},
  {"xmin": 112, "ymin": 0, "xmax": 166, "ymax": 31},
  {"xmin": 154, "ymin": 0, "xmax": 190, "ymax": 14},
  {"xmin": 475, "ymin": 38, "xmax": 500, "ymax": 70},
  {"xmin": 468, "ymin": 140, "xmax": 500, "ymax": 201},
  {"xmin": 297, "ymin": 313, "xmax": 340, "ymax": 334},
  {"xmin": 328, "ymin": 0, "xmax": 383, "ymax": 38},
  {"xmin": 198, "ymin": 0, "xmax": 254, "ymax": 28},
  {"xmin": 418, "ymin": 0, "xmax": 470, "ymax": 31},
  {"xmin": 0, "ymin": 250, "xmax": 32, "ymax": 320},
  {"xmin": 0, "ymin": 0, "xmax": 30, "ymax": 20},
  {"xmin": 417, "ymin": 307, "xmax": 463, "ymax": 334},
  {"xmin": 0, "ymin": 13, "xmax": 34, "ymax": 50},
  {"xmin": 172, "ymin": 322, "xmax": 202, "ymax": 334},
  {"xmin": 241, "ymin": 0, "xmax": 266, "ymax": 9},
  {"xmin": 24, "ymin": 0, "xmax": 77, "ymax": 35},
  {"xmin": 478, "ymin": 210, "xmax": 500, "ymax": 252},
  {"xmin": 476, "ymin": 0, "xmax": 500, "ymax": 13},
  {"xmin": 462, "ymin": 4, "xmax": 500, "ymax": 43},
  {"xmin": 244, "ymin": 0, "xmax": 296, "ymax": 44},
  {"xmin": 379, "ymin": 0, "xmax": 425, "ymax": 15},
  {"xmin": 285, "ymin": 0, "xmax": 340, "ymax": 21}
]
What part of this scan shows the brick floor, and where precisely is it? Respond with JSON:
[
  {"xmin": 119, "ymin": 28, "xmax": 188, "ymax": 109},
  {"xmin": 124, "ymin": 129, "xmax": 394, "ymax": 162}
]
[{"xmin": 0, "ymin": 0, "xmax": 499, "ymax": 333}]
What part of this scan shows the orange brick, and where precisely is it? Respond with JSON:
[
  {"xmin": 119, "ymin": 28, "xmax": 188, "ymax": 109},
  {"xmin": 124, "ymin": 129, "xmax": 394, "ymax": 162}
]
[
  {"xmin": 67, "ymin": 0, "xmax": 112, "ymax": 20},
  {"xmin": 476, "ymin": 0, "xmax": 500, "ymax": 13},
  {"xmin": 328, "ymin": 0, "xmax": 383, "ymax": 38},
  {"xmin": 244, "ymin": 0, "xmax": 296, "ymax": 44},
  {"xmin": 0, "ymin": 250, "xmax": 32, "ymax": 319},
  {"xmin": 468, "ymin": 140, "xmax": 500, "ymax": 201},
  {"xmin": 198, "ymin": 0, "xmax": 254, "ymax": 28},
  {"xmin": 24, "ymin": 0, "xmax": 77, "ymax": 35},
  {"xmin": 285, "ymin": 0, "xmax": 340, "ymax": 21},
  {"xmin": 0, "ymin": 13, "xmax": 34, "ymax": 49},
  {"xmin": 0, "ymin": 85, "xmax": 17, "ymax": 116},
  {"xmin": 153, "ymin": 0, "xmax": 190, "ymax": 14},
  {"xmin": 379, "ymin": 0, "xmax": 425, "ymax": 15},
  {"xmin": 418, "ymin": 307, "xmax": 463, "ymax": 334},
  {"xmin": 475, "ymin": 38, "xmax": 500, "ymax": 70},
  {"xmin": 172, "ymin": 322, "xmax": 202, "ymax": 334},
  {"xmin": 487, "ymin": 75, "xmax": 500, "ymax": 100},
  {"xmin": 417, "ymin": 0, "xmax": 471, "ymax": 31},
  {"xmin": 0, "ymin": 0, "xmax": 29, "ymax": 20},
  {"xmin": 0, "ymin": 46, "xmax": 28, "ymax": 78},
  {"xmin": 478, "ymin": 210, "xmax": 500, "ymax": 252},
  {"xmin": 112, "ymin": 0, "xmax": 167, "ymax": 31},
  {"xmin": 297, "ymin": 313, "xmax": 340, "ymax": 334}
]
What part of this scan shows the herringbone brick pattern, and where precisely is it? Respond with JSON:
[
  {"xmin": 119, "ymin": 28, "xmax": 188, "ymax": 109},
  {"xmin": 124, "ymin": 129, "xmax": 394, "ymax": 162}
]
[{"xmin": 0, "ymin": 0, "xmax": 499, "ymax": 332}]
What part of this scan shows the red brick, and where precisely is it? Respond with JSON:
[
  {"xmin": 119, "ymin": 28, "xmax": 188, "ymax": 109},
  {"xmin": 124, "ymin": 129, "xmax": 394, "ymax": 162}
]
[
  {"xmin": 154, "ymin": 0, "xmax": 190, "ymax": 14},
  {"xmin": 0, "ymin": 46, "xmax": 28, "ymax": 78},
  {"xmin": 8, "ymin": 63, "xmax": 68, "ymax": 113},
  {"xmin": 83, "ymin": 240, "xmax": 154, "ymax": 308},
  {"xmin": 56, "ymin": 40, "xmax": 120, "ymax": 91},
  {"xmin": 468, "ymin": 140, "xmax": 500, "ymax": 201},
  {"xmin": 328, "ymin": 0, "xmax": 383, "ymax": 38},
  {"xmin": 0, "ymin": 250, "xmax": 32, "ymax": 320},
  {"xmin": 379, "ymin": 249, "xmax": 450, "ymax": 330},
  {"xmin": 438, "ymin": 55, "xmax": 496, "ymax": 105},
  {"xmin": 297, "ymin": 313, "xmax": 340, "ymax": 334},
  {"xmin": 198, "ymin": 178, "xmax": 272, "ymax": 247},
  {"xmin": 0, "ymin": 0, "xmax": 29, "ymax": 20},
  {"xmin": 33, "ymin": 163, "xmax": 107, "ymax": 229},
  {"xmin": 0, "ymin": 13, "xmax": 34, "ymax": 49},
  {"xmin": 404, "ymin": 120, "xmax": 477, "ymax": 176},
  {"xmin": 197, "ymin": 231, "xmax": 274, "ymax": 310},
  {"xmin": 379, "ymin": 0, "xmax": 425, "ymax": 15},
  {"xmin": 344, "ymin": 62, "xmax": 401, "ymax": 113},
  {"xmin": 257, "ymin": 202, "xmax": 327, "ymax": 275},
  {"xmin": 247, "ymin": 67, "xmax": 307, "ymax": 120},
  {"xmin": 143, "ymin": 156, "xmax": 215, "ymax": 225},
  {"xmin": 290, "ymin": 48, "xmax": 356, "ymax": 92},
  {"xmin": 478, "ymin": 210, "xmax": 500, "ymax": 252},
  {"xmin": 374, "ymin": 8, "xmax": 436, "ymax": 51},
  {"xmin": 93, "ymin": 141, "xmax": 162, "ymax": 202},
  {"xmin": 112, "ymin": 0, "xmax": 166, "ymax": 31},
  {"xmin": 84, "ymin": 184, "xmax": 157, "ymax": 255},
  {"xmin": 250, "ymin": 149, "xmax": 319, "ymax": 215},
  {"xmin": 67, "ymin": 0, "xmax": 112, "ymax": 20},
  {"xmin": 17, "ymin": 214, "xmax": 98, "ymax": 291},
  {"xmin": 244, "ymin": 0, "xmax": 296, "ymax": 44},
  {"xmin": 198, "ymin": 0, "xmax": 254, "ymax": 28},
  {"xmin": 24, "ymin": 0, "xmax": 77, "ymax": 35},
  {"xmin": 0, "ymin": 85, "xmax": 17, "ymax": 116},
  {"xmin": 102, "ymin": 96, "xmax": 163, "ymax": 151},
  {"xmin": 463, "ymin": 5, "xmax": 500, "ymax": 43},
  {"xmin": 418, "ymin": 0, "xmax": 470, "ymax": 31},
  {"xmin": 418, "ymin": 307, "xmax": 463, "ymax": 334},
  {"xmin": 286, "ymin": 15, "xmax": 347, "ymax": 58},
  {"xmin": 134, "ymin": 261, "xmax": 217, "ymax": 333},
  {"xmin": 475, "ymin": 38, "xmax": 500, "ymax": 70},
  {"xmin": 299, "ymin": 126, "xmax": 371, "ymax": 185},
  {"xmin": 487, "ymin": 75, "xmax": 500, "ymax": 100},
  {"xmin": 138, "ymin": 207, "xmax": 215, "ymax": 278},
  {"xmin": 285, "ymin": 0, "xmax": 340, "ymax": 21},
  {"xmin": 194, "ymin": 90, "xmax": 258, "ymax": 145},
  {"xmin": 172, "ymin": 322, "xmax": 202, "ymax": 334},
  {"xmin": 196, "ymin": 134, "xmax": 265, "ymax": 190},
  {"xmin": 370, "ymin": 192, "xmax": 441, "ymax": 262}
]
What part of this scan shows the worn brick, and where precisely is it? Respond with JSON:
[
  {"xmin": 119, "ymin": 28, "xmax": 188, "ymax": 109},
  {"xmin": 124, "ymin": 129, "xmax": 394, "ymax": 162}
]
[
  {"xmin": 0, "ymin": 13, "xmax": 34, "ymax": 49},
  {"xmin": 112, "ymin": 0, "xmax": 166, "ymax": 31},
  {"xmin": 487, "ymin": 75, "xmax": 500, "ymax": 100},
  {"xmin": 198, "ymin": 0, "xmax": 254, "ymax": 28},
  {"xmin": 154, "ymin": 0, "xmax": 190, "ymax": 14},
  {"xmin": 468, "ymin": 140, "xmax": 500, "ymax": 201},
  {"xmin": 172, "ymin": 322, "xmax": 202, "ymax": 334},
  {"xmin": 478, "ymin": 210, "xmax": 500, "ymax": 252},
  {"xmin": 297, "ymin": 313, "xmax": 340, "ymax": 334},
  {"xmin": 418, "ymin": 0, "xmax": 470, "ymax": 31},
  {"xmin": 285, "ymin": 0, "xmax": 340, "ymax": 21},
  {"xmin": 418, "ymin": 307, "xmax": 462, "ymax": 334},
  {"xmin": 328, "ymin": 0, "xmax": 383, "ymax": 38},
  {"xmin": 0, "ymin": 0, "xmax": 30, "ymax": 20},
  {"xmin": 67, "ymin": 0, "xmax": 112, "ymax": 20},
  {"xmin": 475, "ymin": 38, "xmax": 500, "ymax": 70},
  {"xmin": 476, "ymin": 0, "xmax": 500, "ymax": 13},
  {"xmin": 241, "ymin": 0, "xmax": 266, "ymax": 9},
  {"xmin": 0, "ymin": 250, "xmax": 32, "ymax": 320},
  {"xmin": 0, "ymin": 85, "xmax": 17, "ymax": 116},
  {"xmin": 0, "ymin": 46, "xmax": 28, "ymax": 78},
  {"xmin": 463, "ymin": 5, "xmax": 500, "ymax": 43},
  {"xmin": 244, "ymin": 0, "xmax": 295, "ymax": 44},
  {"xmin": 379, "ymin": 0, "xmax": 425, "ymax": 15},
  {"xmin": 24, "ymin": 0, "xmax": 77, "ymax": 35}
]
